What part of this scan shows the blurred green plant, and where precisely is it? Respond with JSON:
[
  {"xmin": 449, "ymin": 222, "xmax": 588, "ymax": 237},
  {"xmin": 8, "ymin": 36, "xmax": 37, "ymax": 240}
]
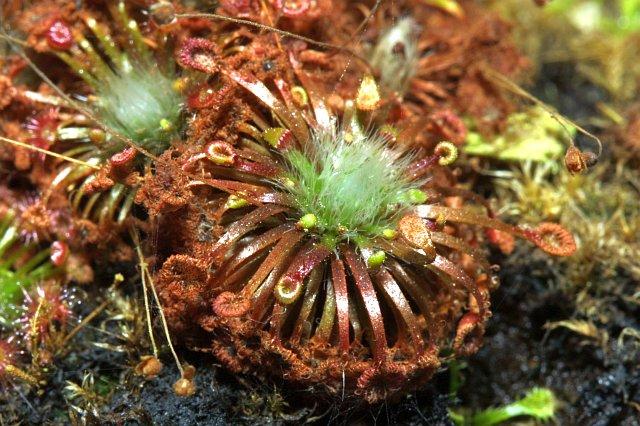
[
  {"xmin": 546, "ymin": 0, "xmax": 640, "ymax": 36},
  {"xmin": 489, "ymin": 0, "xmax": 640, "ymax": 102},
  {"xmin": 0, "ymin": 210, "xmax": 56, "ymax": 325},
  {"xmin": 449, "ymin": 387, "xmax": 557, "ymax": 426},
  {"xmin": 448, "ymin": 359, "xmax": 466, "ymax": 400},
  {"xmin": 464, "ymin": 106, "xmax": 571, "ymax": 162}
]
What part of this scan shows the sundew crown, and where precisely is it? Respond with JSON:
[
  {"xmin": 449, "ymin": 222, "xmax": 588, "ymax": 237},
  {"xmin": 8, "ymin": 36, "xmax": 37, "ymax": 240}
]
[
  {"xmin": 284, "ymin": 125, "xmax": 418, "ymax": 243},
  {"xmin": 120, "ymin": 22, "xmax": 582, "ymax": 402},
  {"xmin": 34, "ymin": 2, "xmax": 186, "ymax": 226},
  {"xmin": 96, "ymin": 61, "xmax": 182, "ymax": 155}
]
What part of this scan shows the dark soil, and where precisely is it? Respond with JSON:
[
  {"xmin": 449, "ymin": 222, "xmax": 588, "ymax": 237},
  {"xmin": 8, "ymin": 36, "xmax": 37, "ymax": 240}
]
[
  {"xmin": 458, "ymin": 245, "xmax": 640, "ymax": 426},
  {"xmin": 107, "ymin": 360, "xmax": 452, "ymax": 426}
]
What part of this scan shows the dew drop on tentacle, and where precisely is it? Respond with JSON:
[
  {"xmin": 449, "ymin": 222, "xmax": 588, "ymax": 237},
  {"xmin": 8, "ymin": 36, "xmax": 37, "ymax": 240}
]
[
  {"xmin": 47, "ymin": 20, "xmax": 74, "ymax": 50},
  {"xmin": 50, "ymin": 241, "xmax": 69, "ymax": 266}
]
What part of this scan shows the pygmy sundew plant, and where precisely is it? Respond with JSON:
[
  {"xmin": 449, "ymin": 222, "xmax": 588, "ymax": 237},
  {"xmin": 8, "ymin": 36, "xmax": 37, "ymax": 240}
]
[
  {"xmin": 51, "ymin": 3, "xmax": 183, "ymax": 155},
  {"xmin": 140, "ymin": 26, "xmax": 578, "ymax": 402},
  {"xmin": 27, "ymin": 2, "xmax": 187, "ymax": 226}
]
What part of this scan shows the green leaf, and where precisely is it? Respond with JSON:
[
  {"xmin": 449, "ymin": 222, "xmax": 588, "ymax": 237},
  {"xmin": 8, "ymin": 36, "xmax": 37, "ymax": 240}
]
[
  {"xmin": 450, "ymin": 387, "xmax": 557, "ymax": 426},
  {"xmin": 463, "ymin": 107, "xmax": 570, "ymax": 163}
]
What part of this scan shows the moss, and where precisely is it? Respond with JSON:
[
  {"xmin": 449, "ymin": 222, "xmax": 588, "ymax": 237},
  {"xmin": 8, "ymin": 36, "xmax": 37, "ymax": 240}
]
[
  {"xmin": 495, "ymin": 159, "xmax": 640, "ymax": 325},
  {"xmin": 490, "ymin": 0, "xmax": 640, "ymax": 102}
]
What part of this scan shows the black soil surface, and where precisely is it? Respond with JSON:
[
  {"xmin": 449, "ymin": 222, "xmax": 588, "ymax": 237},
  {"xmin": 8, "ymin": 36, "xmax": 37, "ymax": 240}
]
[{"xmin": 458, "ymin": 245, "xmax": 640, "ymax": 426}]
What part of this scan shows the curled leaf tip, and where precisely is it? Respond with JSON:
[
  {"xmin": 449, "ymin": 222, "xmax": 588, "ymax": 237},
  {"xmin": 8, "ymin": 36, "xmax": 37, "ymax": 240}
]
[
  {"xmin": 47, "ymin": 20, "xmax": 74, "ymax": 50},
  {"xmin": 453, "ymin": 312, "xmax": 484, "ymax": 357},
  {"xmin": 178, "ymin": 38, "xmax": 220, "ymax": 74},
  {"xmin": 212, "ymin": 292, "xmax": 250, "ymax": 317},
  {"xmin": 275, "ymin": 277, "xmax": 303, "ymax": 305},
  {"xmin": 435, "ymin": 141, "xmax": 458, "ymax": 166},
  {"xmin": 206, "ymin": 141, "xmax": 236, "ymax": 166},
  {"xmin": 526, "ymin": 222, "xmax": 577, "ymax": 257},
  {"xmin": 564, "ymin": 145, "xmax": 598, "ymax": 175}
]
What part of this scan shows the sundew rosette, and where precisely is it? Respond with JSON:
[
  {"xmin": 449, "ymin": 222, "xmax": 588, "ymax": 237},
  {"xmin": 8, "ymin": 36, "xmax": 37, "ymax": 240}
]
[
  {"xmin": 26, "ymin": 2, "xmax": 186, "ymax": 226},
  {"xmin": 138, "ymin": 34, "xmax": 580, "ymax": 403},
  {"xmin": 46, "ymin": 2, "xmax": 183, "ymax": 155}
]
